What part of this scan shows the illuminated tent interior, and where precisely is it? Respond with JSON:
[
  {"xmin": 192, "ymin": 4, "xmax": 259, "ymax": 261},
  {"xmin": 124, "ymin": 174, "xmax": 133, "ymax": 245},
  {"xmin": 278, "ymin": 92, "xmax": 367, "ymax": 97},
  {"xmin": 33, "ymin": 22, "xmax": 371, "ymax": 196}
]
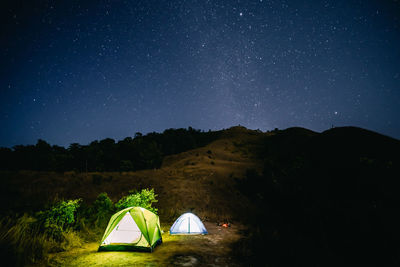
[
  {"xmin": 98, "ymin": 207, "xmax": 162, "ymax": 252},
  {"xmin": 170, "ymin": 212, "xmax": 208, "ymax": 235}
]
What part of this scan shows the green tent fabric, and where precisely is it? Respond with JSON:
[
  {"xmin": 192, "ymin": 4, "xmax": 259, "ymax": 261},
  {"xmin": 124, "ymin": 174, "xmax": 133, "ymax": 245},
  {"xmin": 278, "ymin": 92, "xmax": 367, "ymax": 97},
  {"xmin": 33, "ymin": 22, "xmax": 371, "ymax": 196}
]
[{"xmin": 98, "ymin": 207, "xmax": 162, "ymax": 252}]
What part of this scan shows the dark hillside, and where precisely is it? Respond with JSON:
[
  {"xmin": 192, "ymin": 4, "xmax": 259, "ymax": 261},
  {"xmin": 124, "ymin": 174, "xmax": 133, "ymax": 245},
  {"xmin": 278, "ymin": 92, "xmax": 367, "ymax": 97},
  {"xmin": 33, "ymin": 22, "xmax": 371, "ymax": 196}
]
[
  {"xmin": 317, "ymin": 126, "xmax": 399, "ymax": 160},
  {"xmin": 236, "ymin": 126, "xmax": 400, "ymax": 266}
]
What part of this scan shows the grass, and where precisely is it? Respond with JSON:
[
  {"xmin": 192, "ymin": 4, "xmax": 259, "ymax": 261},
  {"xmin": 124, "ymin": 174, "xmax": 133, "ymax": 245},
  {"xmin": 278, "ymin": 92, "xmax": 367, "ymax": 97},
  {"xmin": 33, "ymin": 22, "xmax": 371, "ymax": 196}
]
[
  {"xmin": 46, "ymin": 222, "xmax": 243, "ymax": 267},
  {"xmin": 0, "ymin": 214, "xmax": 84, "ymax": 266}
]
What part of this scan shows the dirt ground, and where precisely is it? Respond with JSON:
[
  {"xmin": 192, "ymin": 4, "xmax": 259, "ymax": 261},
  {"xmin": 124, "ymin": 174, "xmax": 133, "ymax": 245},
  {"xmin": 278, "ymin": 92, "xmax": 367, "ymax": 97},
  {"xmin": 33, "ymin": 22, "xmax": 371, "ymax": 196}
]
[{"xmin": 45, "ymin": 222, "xmax": 244, "ymax": 267}]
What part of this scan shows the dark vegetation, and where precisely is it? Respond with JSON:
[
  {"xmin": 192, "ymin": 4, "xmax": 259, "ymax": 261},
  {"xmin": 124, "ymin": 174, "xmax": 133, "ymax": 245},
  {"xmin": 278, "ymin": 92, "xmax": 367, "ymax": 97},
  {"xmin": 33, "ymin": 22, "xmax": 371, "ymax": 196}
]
[
  {"xmin": 235, "ymin": 127, "xmax": 400, "ymax": 266},
  {"xmin": 0, "ymin": 189, "xmax": 158, "ymax": 266},
  {"xmin": 0, "ymin": 127, "xmax": 220, "ymax": 172}
]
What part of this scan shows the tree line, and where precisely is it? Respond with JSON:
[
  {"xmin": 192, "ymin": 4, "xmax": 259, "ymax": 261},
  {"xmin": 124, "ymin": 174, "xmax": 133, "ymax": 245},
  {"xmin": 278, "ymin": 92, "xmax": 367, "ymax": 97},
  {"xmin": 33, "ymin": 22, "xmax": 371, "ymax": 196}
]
[{"xmin": 0, "ymin": 127, "xmax": 220, "ymax": 172}]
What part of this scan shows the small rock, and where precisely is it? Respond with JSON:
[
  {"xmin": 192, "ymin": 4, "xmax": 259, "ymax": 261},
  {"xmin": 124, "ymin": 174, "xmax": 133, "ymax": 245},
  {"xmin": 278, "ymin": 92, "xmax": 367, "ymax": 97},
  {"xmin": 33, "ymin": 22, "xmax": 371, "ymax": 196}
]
[{"xmin": 173, "ymin": 255, "xmax": 199, "ymax": 266}]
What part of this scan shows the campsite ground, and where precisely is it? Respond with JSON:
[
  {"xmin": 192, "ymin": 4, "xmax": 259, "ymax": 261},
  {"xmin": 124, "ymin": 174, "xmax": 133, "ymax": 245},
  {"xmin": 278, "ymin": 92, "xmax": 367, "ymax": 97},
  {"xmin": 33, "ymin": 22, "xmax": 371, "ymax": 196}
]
[{"xmin": 45, "ymin": 222, "xmax": 244, "ymax": 267}]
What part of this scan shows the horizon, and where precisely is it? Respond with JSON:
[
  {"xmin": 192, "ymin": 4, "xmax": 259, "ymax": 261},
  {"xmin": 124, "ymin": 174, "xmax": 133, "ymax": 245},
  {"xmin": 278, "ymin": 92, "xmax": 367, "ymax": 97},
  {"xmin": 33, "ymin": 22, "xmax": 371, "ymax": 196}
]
[{"xmin": 1, "ymin": 124, "xmax": 398, "ymax": 149}]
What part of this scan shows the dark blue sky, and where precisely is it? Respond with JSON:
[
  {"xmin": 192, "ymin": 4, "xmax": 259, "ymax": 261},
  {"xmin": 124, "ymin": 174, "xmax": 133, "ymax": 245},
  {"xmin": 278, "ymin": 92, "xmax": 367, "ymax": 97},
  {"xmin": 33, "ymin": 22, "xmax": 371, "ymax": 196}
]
[{"xmin": 1, "ymin": 0, "xmax": 399, "ymax": 147}]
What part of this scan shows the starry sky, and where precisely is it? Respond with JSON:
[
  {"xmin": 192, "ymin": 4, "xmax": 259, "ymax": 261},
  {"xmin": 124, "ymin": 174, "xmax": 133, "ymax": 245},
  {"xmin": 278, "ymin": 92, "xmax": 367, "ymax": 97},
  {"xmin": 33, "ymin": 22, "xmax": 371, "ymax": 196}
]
[{"xmin": 1, "ymin": 0, "xmax": 399, "ymax": 147}]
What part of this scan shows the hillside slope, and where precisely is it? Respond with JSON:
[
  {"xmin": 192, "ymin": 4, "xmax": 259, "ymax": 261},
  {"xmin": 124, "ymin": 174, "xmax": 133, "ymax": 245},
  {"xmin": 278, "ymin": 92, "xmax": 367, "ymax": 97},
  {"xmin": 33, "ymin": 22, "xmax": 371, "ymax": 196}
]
[
  {"xmin": 235, "ymin": 126, "xmax": 400, "ymax": 266},
  {"xmin": 0, "ymin": 126, "xmax": 266, "ymax": 222}
]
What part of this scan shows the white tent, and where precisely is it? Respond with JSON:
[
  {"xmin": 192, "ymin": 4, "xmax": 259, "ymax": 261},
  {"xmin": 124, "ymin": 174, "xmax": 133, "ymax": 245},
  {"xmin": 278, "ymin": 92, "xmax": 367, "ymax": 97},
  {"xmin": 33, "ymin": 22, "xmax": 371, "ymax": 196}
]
[{"xmin": 169, "ymin": 212, "xmax": 208, "ymax": 235}]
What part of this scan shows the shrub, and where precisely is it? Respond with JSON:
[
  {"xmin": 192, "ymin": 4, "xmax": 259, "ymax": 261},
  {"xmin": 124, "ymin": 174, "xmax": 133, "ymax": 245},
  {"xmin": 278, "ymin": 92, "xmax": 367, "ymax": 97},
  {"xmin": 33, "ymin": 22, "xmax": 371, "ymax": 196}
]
[
  {"xmin": 0, "ymin": 199, "xmax": 84, "ymax": 265},
  {"xmin": 36, "ymin": 199, "xmax": 81, "ymax": 241},
  {"xmin": 115, "ymin": 188, "xmax": 158, "ymax": 214},
  {"xmin": 92, "ymin": 193, "xmax": 113, "ymax": 227}
]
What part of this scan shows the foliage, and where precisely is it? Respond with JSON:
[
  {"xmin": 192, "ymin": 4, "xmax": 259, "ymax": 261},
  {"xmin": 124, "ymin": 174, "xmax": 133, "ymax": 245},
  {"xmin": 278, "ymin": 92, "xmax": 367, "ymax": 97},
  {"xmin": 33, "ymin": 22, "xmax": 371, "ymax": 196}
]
[
  {"xmin": 92, "ymin": 192, "xmax": 114, "ymax": 228},
  {"xmin": 115, "ymin": 188, "xmax": 158, "ymax": 214},
  {"xmin": 93, "ymin": 193, "xmax": 113, "ymax": 215},
  {"xmin": 0, "ymin": 214, "xmax": 52, "ymax": 265},
  {"xmin": 0, "ymin": 213, "xmax": 82, "ymax": 266},
  {"xmin": 36, "ymin": 199, "xmax": 81, "ymax": 240},
  {"xmin": 0, "ymin": 127, "xmax": 220, "ymax": 172}
]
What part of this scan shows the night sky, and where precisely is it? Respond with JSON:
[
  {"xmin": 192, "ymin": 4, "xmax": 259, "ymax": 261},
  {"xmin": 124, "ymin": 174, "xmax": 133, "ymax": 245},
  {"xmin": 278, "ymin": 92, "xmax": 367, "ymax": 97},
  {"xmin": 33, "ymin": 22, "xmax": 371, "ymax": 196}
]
[{"xmin": 1, "ymin": 0, "xmax": 399, "ymax": 147}]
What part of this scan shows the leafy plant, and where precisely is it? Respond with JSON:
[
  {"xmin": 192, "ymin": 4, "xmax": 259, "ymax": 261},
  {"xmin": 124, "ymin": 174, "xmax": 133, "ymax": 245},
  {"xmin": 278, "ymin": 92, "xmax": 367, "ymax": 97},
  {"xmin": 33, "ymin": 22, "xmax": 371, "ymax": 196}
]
[
  {"xmin": 36, "ymin": 199, "xmax": 81, "ymax": 240},
  {"xmin": 92, "ymin": 192, "xmax": 113, "ymax": 227},
  {"xmin": 115, "ymin": 188, "xmax": 158, "ymax": 214}
]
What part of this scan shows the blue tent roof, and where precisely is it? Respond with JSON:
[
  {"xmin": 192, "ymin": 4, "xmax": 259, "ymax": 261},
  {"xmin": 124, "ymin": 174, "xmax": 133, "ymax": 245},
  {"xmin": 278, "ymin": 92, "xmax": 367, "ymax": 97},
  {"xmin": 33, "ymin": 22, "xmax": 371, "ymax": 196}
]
[{"xmin": 170, "ymin": 212, "xmax": 208, "ymax": 235}]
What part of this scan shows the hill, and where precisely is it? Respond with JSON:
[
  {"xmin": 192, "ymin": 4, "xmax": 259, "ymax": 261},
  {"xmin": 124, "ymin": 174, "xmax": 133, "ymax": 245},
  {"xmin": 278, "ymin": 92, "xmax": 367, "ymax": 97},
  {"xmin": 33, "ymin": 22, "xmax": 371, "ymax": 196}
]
[
  {"xmin": 1, "ymin": 125, "xmax": 399, "ymax": 266},
  {"xmin": 236, "ymin": 126, "xmax": 400, "ymax": 266},
  {"xmin": 0, "ymin": 126, "xmax": 264, "ymax": 221}
]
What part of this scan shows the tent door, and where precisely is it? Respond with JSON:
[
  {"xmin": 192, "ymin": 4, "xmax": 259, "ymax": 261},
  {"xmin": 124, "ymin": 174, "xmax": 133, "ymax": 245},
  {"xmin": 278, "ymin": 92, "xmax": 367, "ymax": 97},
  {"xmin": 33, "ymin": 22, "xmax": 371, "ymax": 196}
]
[{"xmin": 104, "ymin": 212, "xmax": 142, "ymax": 244}]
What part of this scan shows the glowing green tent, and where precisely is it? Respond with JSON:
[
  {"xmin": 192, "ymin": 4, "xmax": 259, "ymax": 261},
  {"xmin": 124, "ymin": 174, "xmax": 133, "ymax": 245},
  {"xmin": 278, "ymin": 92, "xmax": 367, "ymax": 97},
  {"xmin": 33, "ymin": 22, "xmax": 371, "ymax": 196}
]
[{"xmin": 98, "ymin": 207, "xmax": 162, "ymax": 252}]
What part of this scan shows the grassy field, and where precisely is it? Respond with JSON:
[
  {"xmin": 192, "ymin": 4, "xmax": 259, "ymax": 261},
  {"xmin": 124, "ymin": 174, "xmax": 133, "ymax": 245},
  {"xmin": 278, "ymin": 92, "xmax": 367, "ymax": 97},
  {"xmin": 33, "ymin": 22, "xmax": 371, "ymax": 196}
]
[{"xmin": 45, "ymin": 222, "xmax": 244, "ymax": 267}]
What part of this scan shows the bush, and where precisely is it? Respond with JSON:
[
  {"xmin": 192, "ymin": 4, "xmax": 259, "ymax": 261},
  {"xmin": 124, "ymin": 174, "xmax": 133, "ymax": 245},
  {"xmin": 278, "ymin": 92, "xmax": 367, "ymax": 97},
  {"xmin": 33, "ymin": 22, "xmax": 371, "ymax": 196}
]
[
  {"xmin": 36, "ymin": 199, "xmax": 81, "ymax": 241},
  {"xmin": 115, "ymin": 188, "xmax": 158, "ymax": 214},
  {"xmin": 92, "ymin": 193, "xmax": 113, "ymax": 228},
  {"xmin": 0, "ymin": 199, "xmax": 83, "ymax": 265}
]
